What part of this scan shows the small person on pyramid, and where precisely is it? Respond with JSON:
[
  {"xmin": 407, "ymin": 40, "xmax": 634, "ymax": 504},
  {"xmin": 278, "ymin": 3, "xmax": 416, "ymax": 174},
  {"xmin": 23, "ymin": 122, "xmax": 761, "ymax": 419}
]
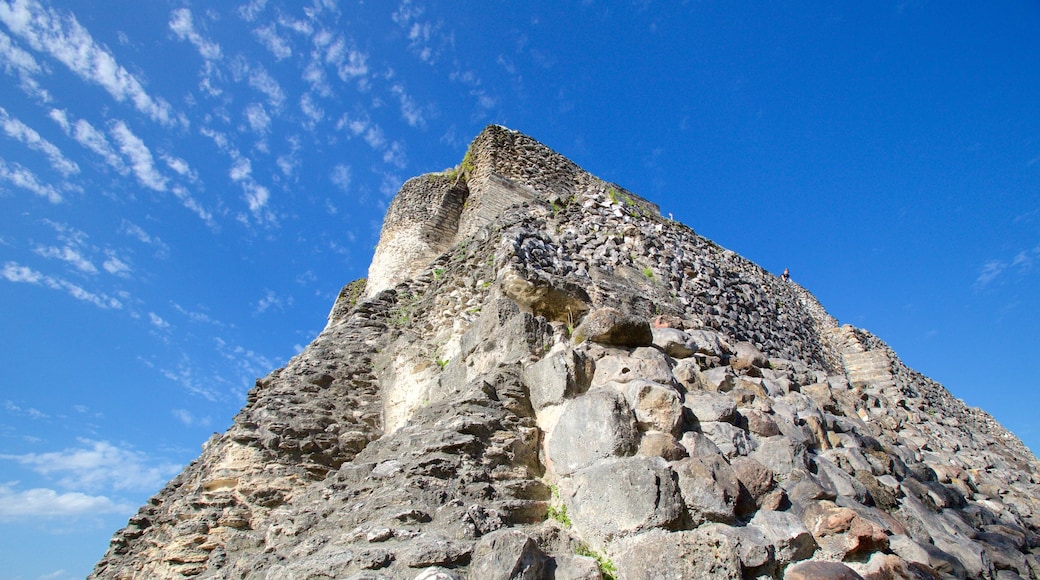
[{"xmin": 781, "ymin": 268, "xmax": 790, "ymax": 282}]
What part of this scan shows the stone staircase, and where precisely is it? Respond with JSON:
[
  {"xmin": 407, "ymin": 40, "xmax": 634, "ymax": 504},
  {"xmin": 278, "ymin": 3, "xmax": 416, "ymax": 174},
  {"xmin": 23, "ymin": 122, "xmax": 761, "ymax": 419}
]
[{"xmin": 841, "ymin": 349, "xmax": 895, "ymax": 391}]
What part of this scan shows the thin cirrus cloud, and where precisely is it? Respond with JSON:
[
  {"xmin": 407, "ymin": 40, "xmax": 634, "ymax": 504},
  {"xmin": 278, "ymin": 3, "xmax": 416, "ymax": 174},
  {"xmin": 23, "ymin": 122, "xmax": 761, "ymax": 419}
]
[
  {"xmin": 49, "ymin": 109, "xmax": 128, "ymax": 175},
  {"xmin": 253, "ymin": 22, "xmax": 292, "ymax": 60},
  {"xmin": 0, "ymin": 28, "xmax": 51, "ymax": 100},
  {"xmin": 0, "ymin": 0, "xmax": 179, "ymax": 126},
  {"xmin": 0, "ymin": 158, "xmax": 62, "ymax": 203},
  {"xmin": 975, "ymin": 245, "xmax": 1040, "ymax": 289},
  {"xmin": 168, "ymin": 8, "xmax": 222, "ymax": 62},
  {"xmin": 0, "ymin": 105, "xmax": 79, "ymax": 176},
  {"xmin": 1, "ymin": 261, "xmax": 123, "ymax": 309},
  {"xmin": 108, "ymin": 120, "xmax": 168, "ymax": 192}
]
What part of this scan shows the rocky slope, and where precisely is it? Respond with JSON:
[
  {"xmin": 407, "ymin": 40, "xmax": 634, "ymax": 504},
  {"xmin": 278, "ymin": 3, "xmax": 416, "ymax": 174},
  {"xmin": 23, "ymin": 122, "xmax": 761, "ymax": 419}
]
[{"xmin": 92, "ymin": 126, "xmax": 1040, "ymax": 580}]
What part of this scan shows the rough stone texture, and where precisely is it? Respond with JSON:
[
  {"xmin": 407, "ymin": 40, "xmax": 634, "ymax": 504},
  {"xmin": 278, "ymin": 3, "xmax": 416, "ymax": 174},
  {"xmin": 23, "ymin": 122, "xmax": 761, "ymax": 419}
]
[
  {"xmin": 546, "ymin": 388, "xmax": 638, "ymax": 475},
  {"xmin": 93, "ymin": 126, "xmax": 1040, "ymax": 580},
  {"xmin": 613, "ymin": 528, "xmax": 743, "ymax": 580},
  {"xmin": 561, "ymin": 456, "xmax": 683, "ymax": 544}
]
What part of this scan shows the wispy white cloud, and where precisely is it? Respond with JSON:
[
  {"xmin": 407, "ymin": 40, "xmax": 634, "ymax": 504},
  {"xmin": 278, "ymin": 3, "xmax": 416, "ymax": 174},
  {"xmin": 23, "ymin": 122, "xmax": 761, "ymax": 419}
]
[
  {"xmin": 168, "ymin": 8, "xmax": 222, "ymax": 61},
  {"xmin": 391, "ymin": 83, "xmax": 428, "ymax": 128},
  {"xmin": 975, "ymin": 244, "xmax": 1040, "ymax": 289},
  {"xmin": 0, "ymin": 483, "xmax": 134, "ymax": 520},
  {"xmin": 299, "ymin": 92, "xmax": 324, "ymax": 127},
  {"xmin": 0, "ymin": 27, "xmax": 40, "ymax": 75},
  {"xmin": 148, "ymin": 312, "xmax": 169, "ymax": 329},
  {"xmin": 120, "ymin": 220, "xmax": 169, "ymax": 259},
  {"xmin": 392, "ymin": 0, "xmax": 447, "ymax": 64},
  {"xmin": 170, "ymin": 302, "xmax": 225, "ymax": 327},
  {"xmin": 161, "ymin": 153, "xmax": 198, "ymax": 183},
  {"xmin": 248, "ymin": 63, "xmax": 285, "ymax": 109},
  {"xmin": 330, "ymin": 163, "xmax": 351, "ymax": 192},
  {"xmin": 277, "ymin": 14, "xmax": 312, "ymax": 36},
  {"xmin": 0, "ymin": 106, "xmax": 78, "ymax": 176},
  {"xmin": 0, "ymin": 0, "xmax": 178, "ymax": 126},
  {"xmin": 102, "ymin": 251, "xmax": 131, "ymax": 277},
  {"xmin": 34, "ymin": 244, "xmax": 97, "ymax": 274},
  {"xmin": 242, "ymin": 181, "xmax": 271, "ymax": 218},
  {"xmin": 172, "ymin": 408, "xmax": 210, "ymax": 428},
  {"xmin": 0, "ymin": 28, "xmax": 50, "ymax": 100},
  {"xmin": 243, "ymin": 102, "xmax": 271, "ymax": 134},
  {"xmin": 49, "ymin": 110, "xmax": 128, "ymax": 174},
  {"xmin": 109, "ymin": 121, "xmax": 167, "ymax": 191},
  {"xmin": 0, "ymin": 438, "xmax": 180, "ymax": 493},
  {"xmin": 4, "ymin": 399, "xmax": 47, "ymax": 419},
  {"xmin": 170, "ymin": 185, "xmax": 215, "ymax": 228},
  {"xmin": 0, "ymin": 158, "xmax": 62, "ymax": 202},
  {"xmin": 383, "ymin": 141, "xmax": 407, "ymax": 168},
  {"xmin": 238, "ymin": 0, "xmax": 268, "ymax": 22},
  {"xmin": 255, "ymin": 288, "xmax": 286, "ymax": 313},
  {"xmin": 1, "ymin": 261, "xmax": 122, "ymax": 309},
  {"xmin": 229, "ymin": 152, "xmax": 252, "ymax": 182},
  {"xmin": 253, "ymin": 22, "xmax": 291, "ymax": 60},
  {"xmin": 276, "ymin": 134, "xmax": 300, "ymax": 177},
  {"xmin": 158, "ymin": 354, "xmax": 223, "ymax": 401}
]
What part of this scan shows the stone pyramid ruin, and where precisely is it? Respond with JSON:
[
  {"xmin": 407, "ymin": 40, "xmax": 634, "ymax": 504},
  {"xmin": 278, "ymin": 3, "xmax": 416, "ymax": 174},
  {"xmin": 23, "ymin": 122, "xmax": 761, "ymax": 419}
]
[{"xmin": 92, "ymin": 125, "xmax": 1040, "ymax": 580}]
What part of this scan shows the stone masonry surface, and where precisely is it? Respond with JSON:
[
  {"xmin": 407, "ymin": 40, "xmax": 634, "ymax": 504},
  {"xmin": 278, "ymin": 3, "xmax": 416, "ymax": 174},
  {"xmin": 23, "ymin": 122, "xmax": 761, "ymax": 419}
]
[{"xmin": 92, "ymin": 126, "xmax": 1040, "ymax": 580}]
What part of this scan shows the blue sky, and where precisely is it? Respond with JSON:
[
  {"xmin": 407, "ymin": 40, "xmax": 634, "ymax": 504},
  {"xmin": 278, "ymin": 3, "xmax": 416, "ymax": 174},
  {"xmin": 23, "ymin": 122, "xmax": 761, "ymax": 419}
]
[{"xmin": 0, "ymin": 1, "xmax": 1037, "ymax": 577}]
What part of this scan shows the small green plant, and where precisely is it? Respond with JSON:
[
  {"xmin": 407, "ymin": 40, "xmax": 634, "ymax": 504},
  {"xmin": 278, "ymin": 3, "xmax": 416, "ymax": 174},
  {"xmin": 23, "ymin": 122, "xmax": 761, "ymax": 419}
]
[
  {"xmin": 607, "ymin": 187, "xmax": 619, "ymax": 204},
  {"xmin": 547, "ymin": 485, "xmax": 572, "ymax": 527},
  {"xmin": 642, "ymin": 267, "xmax": 654, "ymax": 279},
  {"xmin": 435, "ymin": 358, "xmax": 449, "ymax": 370},
  {"xmin": 459, "ymin": 148, "xmax": 475, "ymax": 175},
  {"xmin": 433, "ymin": 267, "xmax": 445, "ymax": 280},
  {"xmin": 576, "ymin": 544, "xmax": 617, "ymax": 580}
]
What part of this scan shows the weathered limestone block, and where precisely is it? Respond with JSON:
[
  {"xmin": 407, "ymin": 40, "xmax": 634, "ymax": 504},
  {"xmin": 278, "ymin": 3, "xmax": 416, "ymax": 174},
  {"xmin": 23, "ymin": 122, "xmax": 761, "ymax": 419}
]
[
  {"xmin": 651, "ymin": 327, "xmax": 696, "ymax": 358},
  {"xmin": 701, "ymin": 522, "xmax": 776, "ymax": 575},
  {"xmin": 591, "ymin": 351, "xmax": 673, "ymax": 387},
  {"xmin": 521, "ymin": 347, "xmax": 593, "ymax": 410},
  {"xmin": 752, "ymin": 436, "xmax": 810, "ymax": 476},
  {"xmin": 673, "ymin": 455, "xmax": 741, "ymax": 525},
  {"xmin": 572, "ymin": 308, "xmax": 652, "ymax": 347},
  {"xmin": 684, "ymin": 390, "xmax": 739, "ymax": 424},
  {"xmin": 636, "ymin": 430, "xmax": 688, "ymax": 461},
  {"xmin": 468, "ymin": 529, "xmax": 547, "ymax": 580},
  {"xmin": 561, "ymin": 456, "xmax": 682, "ymax": 544},
  {"xmin": 731, "ymin": 340, "xmax": 770, "ymax": 370},
  {"xmin": 550, "ymin": 554, "xmax": 602, "ymax": 580},
  {"xmin": 546, "ymin": 388, "xmax": 638, "ymax": 475},
  {"xmin": 702, "ymin": 366, "xmax": 739, "ymax": 392},
  {"xmin": 749, "ymin": 509, "xmax": 818, "ymax": 566},
  {"xmin": 613, "ymin": 528, "xmax": 742, "ymax": 580},
  {"xmin": 731, "ymin": 456, "xmax": 777, "ymax": 508},
  {"xmin": 619, "ymin": 379, "xmax": 683, "ymax": 435},
  {"xmin": 701, "ymin": 420, "xmax": 756, "ymax": 458}
]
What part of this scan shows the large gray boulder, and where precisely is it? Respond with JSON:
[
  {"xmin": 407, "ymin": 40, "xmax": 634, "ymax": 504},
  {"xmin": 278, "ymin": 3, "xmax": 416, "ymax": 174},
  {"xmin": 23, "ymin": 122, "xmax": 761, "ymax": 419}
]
[
  {"xmin": 613, "ymin": 528, "xmax": 742, "ymax": 580},
  {"xmin": 562, "ymin": 456, "xmax": 683, "ymax": 544},
  {"xmin": 521, "ymin": 347, "xmax": 593, "ymax": 410},
  {"xmin": 546, "ymin": 389, "xmax": 638, "ymax": 475},
  {"xmin": 673, "ymin": 454, "xmax": 741, "ymax": 525},
  {"xmin": 572, "ymin": 308, "xmax": 652, "ymax": 347},
  {"xmin": 468, "ymin": 529, "xmax": 547, "ymax": 580}
]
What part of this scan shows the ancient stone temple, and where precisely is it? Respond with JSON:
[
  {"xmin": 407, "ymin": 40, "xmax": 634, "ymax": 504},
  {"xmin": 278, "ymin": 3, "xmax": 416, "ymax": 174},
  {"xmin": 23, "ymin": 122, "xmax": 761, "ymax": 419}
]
[{"xmin": 92, "ymin": 125, "xmax": 1040, "ymax": 579}]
